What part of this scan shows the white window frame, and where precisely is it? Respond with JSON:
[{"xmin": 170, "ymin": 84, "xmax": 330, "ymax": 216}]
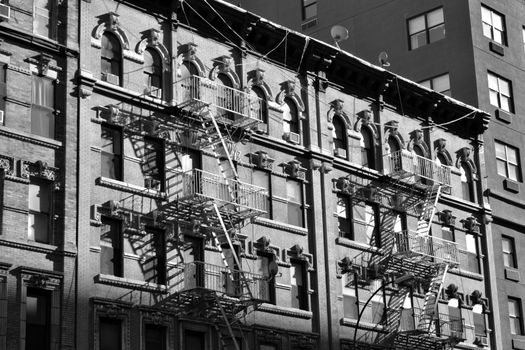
[
  {"xmin": 488, "ymin": 72, "xmax": 512, "ymax": 112},
  {"xmin": 481, "ymin": 6, "xmax": 505, "ymax": 45},
  {"xmin": 495, "ymin": 141, "xmax": 520, "ymax": 181}
]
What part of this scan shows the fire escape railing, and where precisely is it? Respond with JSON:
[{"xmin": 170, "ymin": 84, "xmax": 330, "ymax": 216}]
[
  {"xmin": 383, "ymin": 150, "xmax": 451, "ymax": 186},
  {"xmin": 392, "ymin": 230, "xmax": 459, "ymax": 265}
]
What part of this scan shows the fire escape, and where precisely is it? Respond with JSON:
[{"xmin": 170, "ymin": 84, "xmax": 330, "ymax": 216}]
[
  {"xmin": 349, "ymin": 150, "xmax": 464, "ymax": 350},
  {"xmin": 153, "ymin": 75, "xmax": 270, "ymax": 350}
]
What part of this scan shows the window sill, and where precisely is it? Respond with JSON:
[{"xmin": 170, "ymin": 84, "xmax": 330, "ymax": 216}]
[
  {"xmin": 257, "ymin": 303, "xmax": 312, "ymax": 319},
  {"xmin": 253, "ymin": 217, "xmax": 308, "ymax": 235},
  {"xmin": 96, "ymin": 177, "xmax": 166, "ymax": 199},
  {"xmin": 340, "ymin": 318, "xmax": 384, "ymax": 331},
  {"xmin": 335, "ymin": 237, "xmax": 380, "ymax": 253},
  {"xmin": 0, "ymin": 237, "xmax": 76, "ymax": 256},
  {"xmin": 0, "ymin": 125, "xmax": 62, "ymax": 149},
  {"xmin": 94, "ymin": 274, "xmax": 168, "ymax": 293}
]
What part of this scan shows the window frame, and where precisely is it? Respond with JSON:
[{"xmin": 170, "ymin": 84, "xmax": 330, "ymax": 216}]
[
  {"xmin": 283, "ymin": 98, "xmax": 300, "ymax": 135},
  {"xmin": 460, "ymin": 162, "xmax": 477, "ymax": 202},
  {"xmin": 101, "ymin": 123, "xmax": 124, "ymax": 181},
  {"xmin": 464, "ymin": 232, "xmax": 480, "ymax": 274},
  {"xmin": 407, "ymin": 7, "xmax": 446, "ymax": 50},
  {"xmin": 481, "ymin": 5, "xmax": 506, "ymax": 45},
  {"xmin": 337, "ymin": 193, "xmax": 353, "ymax": 240},
  {"xmin": 99, "ymin": 317, "xmax": 123, "ymax": 350},
  {"xmin": 419, "ymin": 73, "xmax": 450, "ymax": 96},
  {"xmin": 144, "ymin": 324, "xmax": 167, "ymax": 350},
  {"xmin": 364, "ymin": 201, "xmax": 381, "ymax": 248},
  {"xmin": 253, "ymin": 168, "xmax": 272, "ymax": 219},
  {"xmin": 144, "ymin": 136, "xmax": 165, "ymax": 191},
  {"xmin": 290, "ymin": 260, "xmax": 309, "ymax": 311},
  {"xmin": 101, "ymin": 32, "xmax": 123, "ymax": 84},
  {"xmin": 502, "ymin": 235, "xmax": 517, "ymax": 269},
  {"xmin": 509, "ymin": 297, "xmax": 524, "ymax": 335},
  {"xmin": 301, "ymin": 0, "xmax": 317, "ymax": 21},
  {"xmin": 332, "ymin": 115, "xmax": 348, "ymax": 159},
  {"xmin": 488, "ymin": 72, "xmax": 513, "ymax": 113},
  {"xmin": 360, "ymin": 126, "xmax": 376, "ymax": 170},
  {"xmin": 28, "ymin": 176, "xmax": 53, "ymax": 244},
  {"xmin": 143, "ymin": 47, "xmax": 163, "ymax": 98},
  {"xmin": 286, "ymin": 178, "xmax": 305, "ymax": 228},
  {"xmin": 100, "ymin": 216, "xmax": 124, "ymax": 277},
  {"xmin": 31, "ymin": 74, "xmax": 55, "ymax": 139},
  {"xmin": 495, "ymin": 140, "xmax": 521, "ymax": 181},
  {"xmin": 25, "ymin": 287, "xmax": 51, "ymax": 350},
  {"xmin": 33, "ymin": 0, "xmax": 57, "ymax": 40}
]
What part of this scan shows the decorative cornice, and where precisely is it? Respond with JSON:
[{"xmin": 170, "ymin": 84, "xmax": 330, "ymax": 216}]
[
  {"xmin": 253, "ymin": 217, "xmax": 308, "ymax": 235},
  {"xmin": 7, "ymin": 64, "xmax": 31, "ymax": 75},
  {"xmin": 95, "ymin": 274, "xmax": 168, "ymax": 293},
  {"xmin": 0, "ymin": 126, "xmax": 63, "ymax": 149},
  {"xmin": 96, "ymin": 177, "xmax": 166, "ymax": 200},
  {"xmin": 0, "ymin": 239, "xmax": 77, "ymax": 257},
  {"xmin": 257, "ymin": 303, "xmax": 313, "ymax": 319}
]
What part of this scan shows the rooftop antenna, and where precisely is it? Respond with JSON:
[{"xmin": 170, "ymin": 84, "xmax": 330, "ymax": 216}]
[
  {"xmin": 330, "ymin": 25, "xmax": 349, "ymax": 49},
  {"xmin": 378, "ymin": 51, "xmax": 390, "ymax": 68}
]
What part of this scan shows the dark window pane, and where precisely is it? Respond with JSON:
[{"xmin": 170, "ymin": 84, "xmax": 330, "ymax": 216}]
[
  {"xmin": 26, "ymin": 288, "xmax": 50, "ymax": 350},
  {"xmin": 145, "ymin": 325, "xmax": 165, "ymax": 350},
  {"xmin": 428, "ymin": 24, "xmax": 446, "ymax": 43},
  {"xmin": 100, "ymin": 318, "xmax": 122, "ymax": 350},
  {"xmin": 185, "ymin": 330, "xmax": 205, "ymax": 350}
]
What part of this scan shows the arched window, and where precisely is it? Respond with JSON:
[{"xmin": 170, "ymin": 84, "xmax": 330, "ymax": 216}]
[
  {"xmin": 413, "ymin": 145, "xmax": 425, "ymax": 157},
  {"xmin": 250, "ymin": 86, "xmax": 267, "ymax": 124},
  {"xmin": 144, "ymin": 48, "xmax": 163, "ymax": 98},
  {"xmin": 217, "ymin": 73, "xmax": 235, "ymax": 120},
  {"xmin": 436, "ymin": 153, "xmax": 449, "ymax": 166},
  {"xmin": 101, "ymin": 32, "xmax": 122, "ymax": 85},
  {"xmin": 361, "ymin": 127, "xmax": 375, "ymax": 169},
  {"xmin": 333, "ymin": 116, "xmax": 347, "ymax": 159},
  {"xmin": 283, "ymin": 98, "xmax": 299, "ymax": 134},
  {"xmin": 460, "ymin": 163, "xmax": 477, "ymax": 202}
]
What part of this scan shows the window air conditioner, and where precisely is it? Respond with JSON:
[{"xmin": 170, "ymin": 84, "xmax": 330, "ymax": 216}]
[
  {"xmin": 0, "ymin": 4, "xmax": 10, "ymax": 21},
  {"xmin": 285, "ymin": 132, "xmax": 300, "ymax": 144},
  {"xmin": 253, "ymin": 123, "xmax": 268, "ymax": 134},
  {"xmin": 475, "ymin": 336, "xmax": 488, "ymax": 347},
  {"xmin": 0, "ymin": 110, "xmax": 4, "ymax": 126},
  {"xmin": 335, "ymin": 148, "xmax": 347, "ymax": 159},
  {"xmin": 103, "ymin": 73, "xmax": 120, "ymax": 86}
]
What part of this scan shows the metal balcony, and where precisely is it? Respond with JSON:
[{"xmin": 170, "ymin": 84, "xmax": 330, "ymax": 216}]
[
  {"xmin": 383, "ymin": 150, "xmax": 451, "ymax": 186},
  {"xmin": 175, "ymin": 75, "xmax": 264, "ymax": 129},
  {"xmin": 399, "ymin": 308, "xmax": 465, "ymax": 341},
  {"xmin": 157, "ymin": 262, "xmax": 269, "ymax": 319},
  {"xmin": 392, "ymin": 231, "xmax": 459, "ymax": 266},
  {"xmin": 164, "ymin": 169, "xmax": 268, "ymax": 225}
]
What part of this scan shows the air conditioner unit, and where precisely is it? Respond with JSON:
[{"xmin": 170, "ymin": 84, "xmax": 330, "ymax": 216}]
[
  {"xmin": 285, "ymin": 132, "xmax": 300, "ymax": 144},
  {"xmin": 335, "ymin": 148, "xmax": 347, "ymax": 159},
  {"xmin": 102, "ymin": 73, "xmax": 120, "ymax": 86},
  {"xmin": 0, "ymin": 110, "xmax": 4, "ymax": 126},
  {"xmin": 475, "ymin": 336, "xmax": 489, "ymax": 347},
  {"xmin": 0, "ymin": 4, "xmax": 10, "ymax": 21},
  {"xmin": 253, "ymin": 123, "xmax": 268, "ymax": 135},
  {"xmin": 145, "ymin": 87, "xmax": 162, "ymax": 99}
]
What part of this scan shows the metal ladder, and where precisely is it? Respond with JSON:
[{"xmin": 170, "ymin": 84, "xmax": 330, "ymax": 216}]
[
  {"xmin": 417, "ymin": 264, "xmax": 449, "ymax": 333},
  {"xmin": 415, "ymin": 185, "xmax": 441, "ymax": 236}
]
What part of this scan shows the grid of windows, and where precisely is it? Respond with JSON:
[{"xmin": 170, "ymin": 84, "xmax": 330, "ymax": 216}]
[
  {"xmin": 488, "ymin": 72, "xmax": 512, "ymax": 112},
  {"xmin": 509, "ymin": 297, "xmax": 523, "ymax": 335},
  {"xmin": 408, "ymin": 7, "xmax": 445, "ymax": 50},
  {"xmin": 502, "ymin": 235, "xmax": 517, "ymax": 268},
  {"xmin": 31, "ymin": 75, "xmax": 55, "ymax": 139},
  {"xmin": 419, "ymin": 73, "xmax": 450, "ymax": 96},
  {"xmin": 495, "ymin": 141, "xmax": 520, "ymax": 181},
  {"xmin": 482, "ymin": 6, "xmax": 506, "ymax": 45}
]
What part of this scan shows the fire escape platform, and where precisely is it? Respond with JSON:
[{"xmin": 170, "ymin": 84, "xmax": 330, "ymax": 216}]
[
  {"xmin": 391, "ymin": 231, "xmax": 459, "ymax": 267},
  {"xmin": 174, "ymin": 75, "xmax": 264, "ymax": 130},
  {"xmin": 157, "ymin": 262, "xmax": 268, "ymax": 320},
  {"xmin": 162, "ymin": 169, "xmax": 268, "ymax": 226}
]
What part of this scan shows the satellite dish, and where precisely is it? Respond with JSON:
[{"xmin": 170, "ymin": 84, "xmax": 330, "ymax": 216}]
[
  {"xmin": 378, "ymin": 51, "xmax": 390, "ymax": 68},
  {"xmin": 330, "ymin": 25, "xmax": 349, "ymax": 49}
]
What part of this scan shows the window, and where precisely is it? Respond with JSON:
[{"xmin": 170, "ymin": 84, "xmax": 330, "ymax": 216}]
[
  {"xmin": 488, "ymin": 72, "xmax": 512, "ymax": 112},
  {"xmin": 28, "ymin": 177, "xmax": 52, "ymax": 243},
  {"xmin": 291, "ymin": 261, "xmax": 308, "ymax": 310},
  {"xmin": 26, "ymin": 288, "xmax": 51, "ymax": 350},
  {"xmin": 442, "ymin": 226, "xmax": 455, "ymax": 242},
  {"xmin": 337, "ymin": 194, "xmax": 353, "ymax": 239},
  {"xmin": 31, "ymin": 75, "xmax": 55, "ymax": 139},
  {"xmin": 465, "ymin": 233, "xmax": 480, "ymax": 274},
  {"xmin": 100, "ymin": 318, "xmax": 122, "ymax": 350},
  {"xmin": 420, "ymin": 73, "xmax": 450, "ymax": 95},
  {"xmin": 301, "ymin": 0, "xmax": 317, "ymax": 21},
  {"xmin": 100, "ymin": 217, "xmax": 123, "ymax": 277},
  {"xmin": 185, "ymin": 330, "xmax": 205, "ymax": 350},
  {"xmin": 332, "ymin": 116, "xmax": 347, "ymax": 158},
  {"xmin": 216, "ymin": 73, "xmax": 235, "ymax": 120},
  {"xmin": 101, "ymin": 32, "xmax": 122, "ymax": 84},
  {"xmin": 283, "ymin": 98, "xmax": 299, "ymax": 134},
  {"xmin": 143, "ymin": 48, "xmax": 162, "ymax": 98},
  {"xmin": 360, "ymin": 127, "xmax": 376, "ymax": 169},
  {"xmin": 460, "ymin": 163, "xmax": 476, "ymax": 202},
  {"xmin": 256, "ymin": 254, "xmax": 276, "ymax": 304},
  {"xmin": 253, "ymin": 169, "xmax": 271, "ymax": 218},
  {"xmin": 251, "ymin": 86, "xmax": 268, "ymax": 125},
  {"xmin": 0, "ymin": 64, "xmax": 6, "ymax": 123},
  {"xmin": 502, "ymin": 235, "xmax": 517, "ymax": 268},
  {"xmin": 144, "ymin": 137, "xmax": 165, "ymax": 191},
  {"xmin": 101, "ymin": 124, "xmax": 123, "ymax": 180},
  {"xmin": 33, "ymin": 0, "xmax": 55, "ymax": 39},
  {"xmin": 495, "ymin": 141, "xmax": 520, "ymax": 181},
  {"xmin": 482, "ymin": 6, "xmax": 506, "ymax": 45},
  {"xmin": 365, "ymin": 202, "xmax": 380, "ymax": 247},
  {"xmin": 145, "ymin": 324, "xmax": 166, "ymax": 350},
  {"xmin": 144, "ymin": 228, "xmax": 166, "ymax": 284},
  {"xmin": 286, "ymin": 179, "xmax": 304, "ymax": 227},
  {"xmin": 473, "ymin": 304, "xmax": 486, "ymax": 337},
  {"xmin": 408, "ymin": 7, "xmax": 445, "ymax": 50},
  {"xmin": 342, "ymin": 274, "xmax": 357, "ymax": 319},
  {"xmin": 509, "ymin": 297, "xmax": 523, "ymax": 335}
]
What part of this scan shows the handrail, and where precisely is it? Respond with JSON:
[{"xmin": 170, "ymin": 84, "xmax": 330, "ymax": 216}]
[
  {"xmin": 392, "ymin": 230, "xmax": 459, "ymax": 265},
  {"xmin": 166, "ymin": 168, "xmax": 269, "ymax": 213},
  {"xmin": 176, "ymin": 75, "xmax": 264, "ymax": 122},
  {"xmin": 383, "ymin": 150, "xmax": 451, "ymax": 186},
  {"xmin": 168, "ymin": 261, "xmax": 269, "ymax": 300}
]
